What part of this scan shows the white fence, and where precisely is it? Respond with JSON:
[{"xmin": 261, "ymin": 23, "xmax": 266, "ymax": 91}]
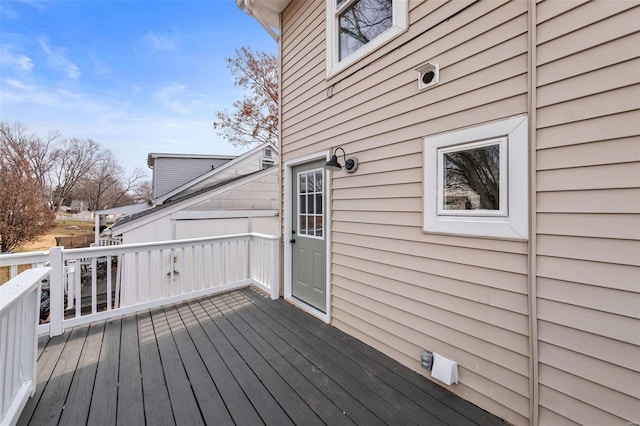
[
  {"xmin": 0, "ymin": 233, "xmax": 280, "ymax": 337},
  {"xmin": 0, "ymin": 267, "xmax": 49, "ymax": 426}
]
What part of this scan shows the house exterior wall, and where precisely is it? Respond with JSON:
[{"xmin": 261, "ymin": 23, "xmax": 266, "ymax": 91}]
[
  {"xmin": 152, "ymin": 156, "xmax": 233, "ymax": 199},
  {"xmin": 278, "ymin": 0, "xmax": 639, "ymax": 425},
  {"xmin": 533, "ymin": 2, "xmax": 640, "ymax": 425}
]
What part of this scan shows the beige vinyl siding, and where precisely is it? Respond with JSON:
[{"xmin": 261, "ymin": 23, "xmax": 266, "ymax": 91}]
[
  {"xmin": 281, "ymin": 1, "xmax": 530, "ymax": 424},
  {"xmin": 534, "ymin": 1, "xmax": 640, "ymax": 425}
]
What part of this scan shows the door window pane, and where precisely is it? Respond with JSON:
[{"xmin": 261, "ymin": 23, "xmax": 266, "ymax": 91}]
[{"xmin": 297, "ymin": 168, "xmax": 324, "ymax": 238}]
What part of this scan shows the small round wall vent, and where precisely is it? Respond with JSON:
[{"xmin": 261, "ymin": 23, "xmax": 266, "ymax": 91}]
[{"xmin": 415, "ymin": 62, "xmax": 439, "ymax": 90}]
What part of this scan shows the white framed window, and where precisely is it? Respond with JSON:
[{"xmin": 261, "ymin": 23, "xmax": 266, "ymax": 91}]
[
  {"xmin": 423, "ymin": 115, "xmax": 528, "ymax": 240},
  {"xmin": 326, "ymin": 0, "xmax": 408, "ymax": 78}
]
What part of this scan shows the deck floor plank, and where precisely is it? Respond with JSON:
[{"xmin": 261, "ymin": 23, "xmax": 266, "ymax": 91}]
[
  {"xmin": 213, "ymin": 292, "xmax": 358, "ymax": 426},
  {"xmin": 19, "ymin": 289, "xmax": 507, "ymax": 426},
  {"xmin": 210, "ymin": 293, "xmax": 326, "ymax": 426},
  {"xmin": 87, "ymin": 318, "xmax": 121, "ymax": 426},
  {"xmin": 242, "ymin": 288, "xmax": 486, "ymax": 426},
  {"xmin": 149, "ymin": 308, "xmax": 204, "ymax": 426},
  {"xmin": 28, "ymin": 325, "xmax": 89, "ymax": 426},
  {"xmin": 234, "ymin": 291, "xmax": 423, "ymax": 425},
  {"xmin": 58, "ymin": 321, "xmax": 105, "ymax": 426},
  {"xmin": 190, "ymin": 297, "xmax": 294, "ymax": 426},
  {"xmin": 18, "ymin": 330, "xmax": 71, "ymax": 425},
  {"xmin": 137, "ymin": 311, "xmax": 175, "ymax": 426},
  {"xmin": 162, "ymin": 305, "xmax": 235, "ymax": 426},
  {"xmin": 174, "ymin": 303, "xmax": 264, "ymax": 425},
  {"xmin": 246, "ymin": 289, "xmax": 505, "ymax": 426},
  {"xmin": 228, "ymin": 295, "xmax": 387, "ymax": 426},
  {"xmin": 117, "ymin": 315, "xmax": 145, "ymax": 426}
]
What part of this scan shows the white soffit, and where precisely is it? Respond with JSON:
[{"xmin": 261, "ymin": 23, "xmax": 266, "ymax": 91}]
[{"xmin": 236, "ymin": 0, "xmax": 290, "ymax": 39}]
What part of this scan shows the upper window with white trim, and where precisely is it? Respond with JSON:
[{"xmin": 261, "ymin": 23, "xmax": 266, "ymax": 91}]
[
  {"xmin": 326, "ymin": 0, "xmax": 408, "ymax": 77},
  {"xmin": 423, "ymin": 115, "xmax": 529, "ymax": 240}
]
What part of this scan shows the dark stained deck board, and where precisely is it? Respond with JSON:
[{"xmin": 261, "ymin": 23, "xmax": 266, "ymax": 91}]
[
  {"xmin": 58, "ymin": 321, "xmax": 105, "ymax": 426},
  {"xmin": 149, "ymin": 308, "xmax": 205, "ymax": 426},
  {"xmin": 161, "ymin": 305, "xmax": 234, "ymax": 426},
  {"xmin": 228, "ymin": 291, "xmax": 425, "ymax": 425},
  {"xmin": 201, "ymin": 295, "xmax": 325, "ymax": 426},
  {"xmin": 241, "ymin": 289, "xmax": 475, "ymax": 425},
  {"xmin": 211, "ymin": 292, "xmax": 357, "ymax": 426},
  {"xmin": 19, "ymin": 289, "xmax": 507, "ymax": 426},
  {"xmin": 87, "ymin": 317, "xmax": 121, "ymax": 426},
  {"xmin": 137, "ymin": 311, "xmax": 175, "ymax": 426},
  {"xmin": 242, "ymin": 288, "xmax": 505, "ymax": 426},
  {"xmin": 28, "ymin": 325, "xmax": 89, "ymax": 426},
  {"xmin": 117, "ymin": 315, "xmax": 144, "ymax": 426},
  {"xmin": 189, "ymin": 297, "xmax": 294, "ymax": 426},
  {"xmin": 18, "ymin": 330, "xmax": 71, "ymax": 426},
  {"xmin": 173, "ymin": 303, "xmax": 264, "ymax": 425}
]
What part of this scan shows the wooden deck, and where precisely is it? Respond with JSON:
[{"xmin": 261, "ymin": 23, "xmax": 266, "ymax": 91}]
[{"xmin": 18, "ymin": 288, "xmax": 505, "ymax": 426}]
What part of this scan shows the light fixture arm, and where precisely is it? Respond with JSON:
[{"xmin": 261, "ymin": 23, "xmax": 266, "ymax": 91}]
[{"xmin": 325, "ymin": 146, "xmax": 358, "ymax": 173}]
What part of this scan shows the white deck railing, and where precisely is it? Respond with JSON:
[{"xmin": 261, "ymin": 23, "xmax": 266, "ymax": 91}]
[
  {"xmin": 0, "ymin": 267, "xmax": 49, "ymax": 426},
  {"xmin": 0, "ymin": 233, "xmax": 280, "ymax": 337}
]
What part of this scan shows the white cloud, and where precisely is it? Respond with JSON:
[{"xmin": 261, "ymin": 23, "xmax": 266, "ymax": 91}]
[
  {"xmin": 38, "ymin": 36, "xmax": 81, "ymax": 79},
  {"xmin": 0, "ymin": 49, "xmax": 34, "ymax": 71},
  {"xmin": 143, "ymin": 29, "xmax": 180, "ymax": 51},
  {"xmin": 154, "ymin": 83, "xmax": 190, "ymax": 114}
]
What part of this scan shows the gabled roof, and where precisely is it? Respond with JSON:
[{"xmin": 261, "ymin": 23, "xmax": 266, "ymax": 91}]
[
  {"xmin": 154, "ymin": 142, "xmax": 278, "ymax": 205},
  {"xmin": 110, "ymin": 166, "xmax": 277, "ymax": 236}
]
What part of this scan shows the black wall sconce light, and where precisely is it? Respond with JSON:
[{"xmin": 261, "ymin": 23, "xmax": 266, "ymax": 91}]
[{"xmin": 324, "ymin": 147, "xmax": 358, "ymax": 173}]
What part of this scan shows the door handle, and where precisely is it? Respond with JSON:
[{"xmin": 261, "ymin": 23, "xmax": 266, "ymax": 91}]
[
  {"xmin": 290, "ymin": 230, "xmax": 296, "ymax": 244},
  {"xmin": 289, "ymin": 238, "xmax": 296, "ymax": 244}
]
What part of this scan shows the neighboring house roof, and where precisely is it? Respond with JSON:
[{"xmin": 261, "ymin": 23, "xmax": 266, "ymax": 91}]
[
  {"xmin": 110, "ymin": 167, "xmax": 277, "ymax": 236},
  {"xmin": 154, "ymin": 142, "xmax": 279, "ymax": 205},
  {"xmin": 146, "ymin": 152, "xmax": 236, "ymax": 169},
  {"xmin": 95, "ymin": 202, "xmax": 152, "ymax": 216}
]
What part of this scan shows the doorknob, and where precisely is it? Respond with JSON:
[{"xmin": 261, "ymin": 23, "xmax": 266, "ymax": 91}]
[{"xmin": 290, "ymin": 229, "xmax": 296, "ymax": 244}]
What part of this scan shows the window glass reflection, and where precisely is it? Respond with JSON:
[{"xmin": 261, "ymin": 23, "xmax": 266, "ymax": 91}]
[{"xmin": 339, "ymin": 0, "xmax": 392, "ymax": 60}]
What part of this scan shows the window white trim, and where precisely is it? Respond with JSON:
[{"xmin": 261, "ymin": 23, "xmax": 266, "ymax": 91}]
[
  {"xmin": 423, "ymin": 115, "xmax": 528, "ymax": 240},
  {"xmin": 326, "ymin": 0, "xmax": 408, "ymax": 78}
]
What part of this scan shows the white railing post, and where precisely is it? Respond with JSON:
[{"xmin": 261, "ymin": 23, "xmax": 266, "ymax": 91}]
[
  {"xmin": 270, "ymin": 237, "xmax": 280, "ymax": 300},
  {"xmin": 49, "ymin": 246, "xmax": 64, "ymax": 337}
]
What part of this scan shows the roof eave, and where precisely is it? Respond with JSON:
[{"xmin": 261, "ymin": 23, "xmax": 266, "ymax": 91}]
[{"xmin": 236, "ymin": 0, "xmax": 290, "ymax": 41}]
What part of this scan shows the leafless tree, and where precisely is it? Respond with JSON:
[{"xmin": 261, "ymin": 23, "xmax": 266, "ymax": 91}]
[
  {"xmin": 133, "ymin": 180, "xmax": 154, "ymax": 204},
  {"xmin": 48, "ymin": 138, "xmax": 104, "ymax": 211},
  {"xmin": 70, "ymin": 150, "xmax": 145, "ymax": 211},
  {"xmin": 213, "ymin": 46, "xmax": 278, "ymax": 148},
  {"xmin": 0, "ymin": 135, "xmax": 55, "ymax": 252}
]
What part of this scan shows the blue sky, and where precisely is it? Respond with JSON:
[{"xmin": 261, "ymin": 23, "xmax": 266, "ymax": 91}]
[{"xmin": 0, "ymin": 0, "xmax": 277, "ymax": 177}]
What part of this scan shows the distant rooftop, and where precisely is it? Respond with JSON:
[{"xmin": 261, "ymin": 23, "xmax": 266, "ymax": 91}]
[{"xmin": 147, "ymin": 152, "xmax": 237, "ymax": 169}]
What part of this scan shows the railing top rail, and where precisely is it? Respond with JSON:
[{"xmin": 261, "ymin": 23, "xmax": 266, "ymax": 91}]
[
  {"xmin": 61, "ymin": 232, "xmax": 278, "ymax": 259},
  {"xmin": 0, "ymin": 267, "xmax": 50, "ymax": 313},
  {"xmin": 0, "ymin": 251, "xmax": 50, "ymax": 267}
]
